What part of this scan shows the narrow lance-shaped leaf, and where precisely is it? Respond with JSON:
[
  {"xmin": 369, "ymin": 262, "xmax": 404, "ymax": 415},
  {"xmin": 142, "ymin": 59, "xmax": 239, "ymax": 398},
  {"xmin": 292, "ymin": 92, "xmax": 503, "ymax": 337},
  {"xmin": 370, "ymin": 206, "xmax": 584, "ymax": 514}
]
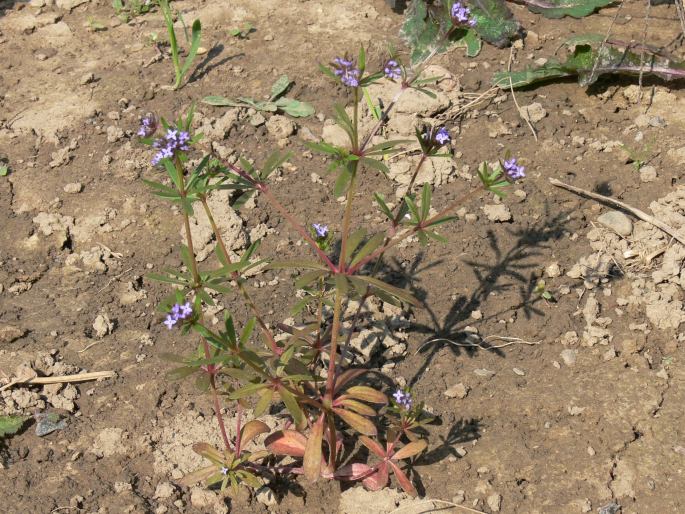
[
  {"xmin": 333, "ymin": 408, "xmax": 377, "ymax": 436},
  {"xmin": 179, "ymin": 19, "xmax": 202, "ymax": 85},
  {"xmin": 303, "ymin": 414, "xmax": 325, "ymax": 481}
]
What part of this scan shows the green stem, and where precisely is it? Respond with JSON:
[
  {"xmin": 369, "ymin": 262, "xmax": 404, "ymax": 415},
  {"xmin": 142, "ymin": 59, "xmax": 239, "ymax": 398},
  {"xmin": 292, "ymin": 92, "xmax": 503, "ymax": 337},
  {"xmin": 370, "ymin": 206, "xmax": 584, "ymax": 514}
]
[
  {"xmin": 337, "ymin": 154, "xmax": 428, "ymax": 371},
  {"xmin": 258, "ymin": 185, "xmax": 338, "ymax": 272},
  {"xmin": 347, "ymin": 186, "xmax": 482, "ymax": 275},
  {"xmin": 338, "ymin": 168, "xmax": 358, "ymax": 272},
  {"xmin": 175, "ymin": 160, "xmax": 231, "ymax": 452},
  {"xmin": 200, "ymin": 197, "xmax": 281, "ymax": 355},
  {"xmin": 324, "ymin": 287, "xmax": 343, "ymax": 398}
]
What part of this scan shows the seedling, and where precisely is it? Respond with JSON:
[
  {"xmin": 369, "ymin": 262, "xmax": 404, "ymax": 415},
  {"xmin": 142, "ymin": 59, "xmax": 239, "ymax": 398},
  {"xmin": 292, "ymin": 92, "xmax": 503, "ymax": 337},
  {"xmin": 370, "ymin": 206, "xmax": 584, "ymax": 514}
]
[
  {"xmin": 203, "ymin": 75, "xmax": 315, "ymax": 118},
  {"xmin": 228, "ymin": 23, "xmax": 255, "ymax": 39},
  {"xmin": 158, "ymin": 0, "xmax": 202, "ymax": 90}
]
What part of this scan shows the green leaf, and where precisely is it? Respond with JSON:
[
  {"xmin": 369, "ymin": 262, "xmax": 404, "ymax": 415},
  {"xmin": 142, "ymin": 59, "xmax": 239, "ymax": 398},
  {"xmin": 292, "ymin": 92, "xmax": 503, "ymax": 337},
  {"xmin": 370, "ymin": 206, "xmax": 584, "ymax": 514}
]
[
  {"xmin": 518, "ymin": 0, "xmax": 613, "ymax": 18},
  {"xmin": 0, "ymin": 415, "xmax": 28, "ymax": 438},
  {"xmin": 179, "ymin": 19, "xmax": 202, "ymax": 85},
  {"xmin": 254, "ymin": 388, "xmax": 273, "ymax": 417},
  {"xmin": 420, "ymin": 183, "xmax": 431, "ymax": 221},
  {"xmin": 269, "ymin": 75, "xmax": 292, "ymax": 101},
  {"xmin": 350, "ymin": 233, "xmax": 386, "ymax": 267},
  {"xmin": 469, "ymin": 0, "xmax": 521, "ymax": 48},
  {"xmin": 333, "ymin": 408, "xmax": 377, "ymax": 436},
  {"xmin": 355, "ymin": 276, "xmax": 418, "ymax": 306},
  {"xmin": 274, "ymin": 97, "xmax": 316, "ymax": 118},
  {"xmin": 202, "ymin": 96, "xmax": 244, "ymax": 107},
  {"xmin": 344, "ymin": 229, "xmax": 367, "ymax": 262},
  {"xmin": 493, "ymin": 35, "xmax": 685, "ymax": 89},
  {"xmin": 279, "ymin": 387, "xmax": 305, "ymax": 427},
  {"xmin": 333, "ymin": 165, "xmax": 353, "ymax": 197},
  {"xmin": 228, "ymin": 382, "xmax": 268, "ymax": 400},
  {"xmin": 400, "ymin": 1, "xmax": 483, "ymax": 65},
  {"xmin": 361, "ymin": 157, "xmax": 390, "ymax": 177}
]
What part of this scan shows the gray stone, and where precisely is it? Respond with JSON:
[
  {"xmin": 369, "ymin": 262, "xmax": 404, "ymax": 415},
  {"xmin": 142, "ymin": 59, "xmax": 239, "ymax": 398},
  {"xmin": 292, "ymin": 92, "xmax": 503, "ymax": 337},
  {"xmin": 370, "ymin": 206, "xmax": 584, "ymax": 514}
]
[
  {"xmin": 487, "ymin": 493, "xmax": 502, "ymax": 512},
  {"xmin": 444, "ymin": 383, "xmax": 469, "ymax": 399},
  {"xmin": 639, "ymin": 165, "xmax": 657, "ymax": 183},
  {"xmin": 266, "ymin": 114, "xmax": 295, "ymax": 138},
  {"xmin": 560, "ymin": 349, "xmax": 577, "ymax": 366},
  {"xmin": 482, "ymin": 204, "xmax": 512, "ymax": 222},
  {"xmin": 597, "ymin": 210, "xmax": 632, "ymax": 237},
  {"xmin": 519, "ymin": 102, "xmax": 547, "ymax": 123}
]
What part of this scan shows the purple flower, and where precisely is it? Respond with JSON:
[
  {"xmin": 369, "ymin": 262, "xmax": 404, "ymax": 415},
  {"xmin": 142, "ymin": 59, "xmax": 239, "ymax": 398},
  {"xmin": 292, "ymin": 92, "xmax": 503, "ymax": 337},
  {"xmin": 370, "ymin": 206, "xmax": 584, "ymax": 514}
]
[
  {"xmin": 220, "ymin": 466, "xmax": 229, "ymax": 475},
  {"xmin": 503, "ymin": 158, "xmax": 526, "ymax": 181},
  {"xmin": 151, "ymin": 128, "xmax": 192, "ymax": 166},
  {"xmin": 163, "ymin": 302, "xmax": 193, "ymax": 329},
  {"xmin": 137, "ymin": 114, "xmax": 158, "ymax": 137},
  {"xmin": 180, "ymin": 302, "xmax": 193, "ymax": 317},
  {"xmin": 451, "ymin": 2, "xmax": 477, "ymax": 27},
  {"xmin": 384, "ymin": 59, "xmax": 402, "ymax": 81},
  {"xmin": 332, "ymin": 56, "xmax": 361, "ymax": 87},
  {"xmin": 163, "ymin": 314, "xmax": 177, "ymax": 330},
  {"xmin": 435, "ymin": 127, "xmax": 450, "ymax": 145},
  {"xmin": 422, "ymin": 126, "xmax": 451, "ymax": 152},
  {"xmin": 393, "ymin": 389, "xmax": 413, "ymax": 411},
  {"xmin": 312, "ymin": 223, "xmax": 329, "ymax": 238}
]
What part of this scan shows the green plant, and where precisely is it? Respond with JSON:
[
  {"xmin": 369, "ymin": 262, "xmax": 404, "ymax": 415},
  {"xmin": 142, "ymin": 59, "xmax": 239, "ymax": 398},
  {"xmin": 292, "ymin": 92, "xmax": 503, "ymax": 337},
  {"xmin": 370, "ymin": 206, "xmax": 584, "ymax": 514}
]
[
  {"xmin": 203, "ymin": 75, "xmax": 315, "ymax": 118},
  {"xmin": 137, "ymin": 31, "xmax": 526, "ymax": 497},
  {"xmin": 0, "ymin": 415, "xmax": 28, "ymax": 439},
  {"xmin": 228, "ymin": 23, "xmax": 255, "ymax": 39},
  {"xmin": 158, "ymin": 0, "xmax": 202, "ymax": 90},
  {"xmin": 112, "ymin": 0, "xmax": 152, "ymax": 22},
  {"xmin": 0, "ymin": 164, "xmax": 9, "ymax": 177},
  {"xmin": 87, "ymin": 17, "xmax": 107, "ymax": 32},
  {"xmin": 620, "ymin": 139, "xmax": 655, "ymax": 172}
]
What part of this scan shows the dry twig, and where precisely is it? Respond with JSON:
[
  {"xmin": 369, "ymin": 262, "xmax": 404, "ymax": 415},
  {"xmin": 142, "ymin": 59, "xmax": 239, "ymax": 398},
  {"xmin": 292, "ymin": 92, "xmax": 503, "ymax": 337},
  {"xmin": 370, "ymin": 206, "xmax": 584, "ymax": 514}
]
[
  {"xmin": 549, "ymin": 178, "xmax": 685, "ymax": 246},
  {"xmin": 0, "ymin": 371, "xmax": 116, "ymax": 392},
  {"xmin": 507, "ymin": 46, "xmax": 538, "ymax": 141},
  {"xmin": 390, "ymin": 499, "xmax": 486, "ymax": 514},
  {"xmin": 416, "ymin": 336, "xmax": 540, "ymax": 354}
]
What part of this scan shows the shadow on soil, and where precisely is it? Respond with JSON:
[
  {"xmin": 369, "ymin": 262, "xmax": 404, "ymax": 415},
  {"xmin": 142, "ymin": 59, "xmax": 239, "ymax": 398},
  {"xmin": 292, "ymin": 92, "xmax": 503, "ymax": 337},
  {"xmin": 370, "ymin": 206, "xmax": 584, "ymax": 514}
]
[{"xmin": 392, "ymin": 206, "xmax": 570, "ymax": 387}]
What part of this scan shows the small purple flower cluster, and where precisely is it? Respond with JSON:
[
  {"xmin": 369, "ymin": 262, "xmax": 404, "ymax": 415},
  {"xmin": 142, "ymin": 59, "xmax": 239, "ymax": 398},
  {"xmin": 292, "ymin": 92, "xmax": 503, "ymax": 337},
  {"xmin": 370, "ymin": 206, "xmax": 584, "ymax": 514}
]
[
  {"xmin": 312, "ymin": 223, "xmax": 329, "ymax": 238},
  {"xmin": 152, "ymin": 129, "xmax": 191, "ymax": 166},
  {"xmin": 451, "ymin": 2, "xmax": 477, "ymax": 27},
  {"xmin": 137, "ymin": 114, "xmax": 158, "ymax": 138},
  {"xmin": 163, "ymin": 302, "xmax": 193, "ymax": 329},
  {"xmin": 384, "ymin": 60, "xmax": 402, "ymax": 81},
  {"xmin": 332, "ymin": 57, "xmax": 361, "ymax": 87},
  {"xmin": 503, "ymin": 157, "xmax": 526, "ymax": 181},
  {"xmin": 393, "ymin": 389, "xmax": 413, "ymax": 411},
  {"xmin": 423, "ymin": 126, "xmax": 451, "ymax": 150}
]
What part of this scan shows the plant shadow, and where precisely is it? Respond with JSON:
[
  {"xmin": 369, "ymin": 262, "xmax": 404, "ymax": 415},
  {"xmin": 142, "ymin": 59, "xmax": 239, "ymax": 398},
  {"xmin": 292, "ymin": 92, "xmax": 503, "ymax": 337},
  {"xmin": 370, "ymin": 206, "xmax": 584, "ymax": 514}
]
[{"xmin": 369, "ymin": 204, "xmax": 569, "ymax": 387}]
